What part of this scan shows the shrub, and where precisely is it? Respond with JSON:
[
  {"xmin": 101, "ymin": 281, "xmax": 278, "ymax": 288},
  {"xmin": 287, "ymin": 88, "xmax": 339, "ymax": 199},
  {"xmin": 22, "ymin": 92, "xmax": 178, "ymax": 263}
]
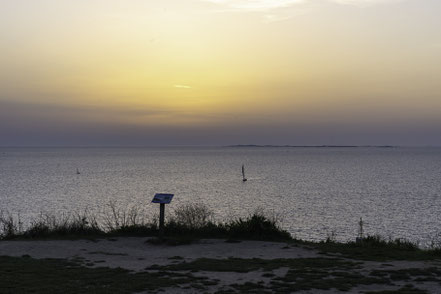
[
  {"xmin": 227, "ymin": 213, "xmax": 291, "ymax": 241},
  {"xmin": 171, "ymin": 203, "xmax": 214, "ymax": 229}
]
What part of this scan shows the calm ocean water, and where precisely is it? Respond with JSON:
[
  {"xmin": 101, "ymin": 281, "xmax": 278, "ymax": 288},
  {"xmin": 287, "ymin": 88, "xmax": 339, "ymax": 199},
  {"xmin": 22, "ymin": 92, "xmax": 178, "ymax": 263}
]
[{"xmin": 1, "ymin": 147, "xmax": 441, "ymax": 245}]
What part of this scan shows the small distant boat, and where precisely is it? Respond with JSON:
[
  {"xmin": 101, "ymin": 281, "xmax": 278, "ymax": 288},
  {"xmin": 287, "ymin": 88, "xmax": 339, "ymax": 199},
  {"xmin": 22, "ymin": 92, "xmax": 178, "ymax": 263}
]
[
  {"xmin": 76, "ymin": 168, "xmax": 80, "ymax": 175},
  {"xmin": 242, "ymin": 164, "xmax": 247, "ymax": 182}
]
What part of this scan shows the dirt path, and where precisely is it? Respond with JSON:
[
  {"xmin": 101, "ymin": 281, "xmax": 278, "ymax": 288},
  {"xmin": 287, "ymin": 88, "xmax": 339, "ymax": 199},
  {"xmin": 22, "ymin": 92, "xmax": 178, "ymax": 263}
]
[{"xmin": 1, "ymin": 238, "xmax": 440, "ymax": 293}]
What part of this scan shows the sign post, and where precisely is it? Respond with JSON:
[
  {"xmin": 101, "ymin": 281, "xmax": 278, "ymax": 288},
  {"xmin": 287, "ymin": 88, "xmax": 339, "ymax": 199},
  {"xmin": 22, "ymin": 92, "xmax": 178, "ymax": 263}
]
[{"xmin": 152, "ymin": 193, "xmax": 174, "ymax": 239}]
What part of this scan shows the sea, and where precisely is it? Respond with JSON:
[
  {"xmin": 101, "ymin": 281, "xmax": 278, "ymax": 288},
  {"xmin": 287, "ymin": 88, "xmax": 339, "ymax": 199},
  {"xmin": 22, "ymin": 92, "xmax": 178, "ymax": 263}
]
[{"xmin": 1, "ymin": 146, "xmax": 441, "ymax": 246}]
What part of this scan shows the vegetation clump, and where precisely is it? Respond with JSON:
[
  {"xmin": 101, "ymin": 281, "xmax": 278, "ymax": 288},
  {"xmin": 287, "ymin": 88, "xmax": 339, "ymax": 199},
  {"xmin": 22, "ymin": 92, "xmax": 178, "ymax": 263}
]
[
  {"xmin": 0, "ymin": 204, "xmax": 291, "ymax": 242},
  {"xmin": 313, "ymin": 234, "xmax": 441, "ymax": 261},
  {"xmin": 227, "ymin": 213, "xmax": 291, "ymax": 241},
  {"xmin": 0, "ymin": 211, "xmax": 102, "ymax": 240},
  {"xmin": 2, "ymin": 203, "xmax": 441, "ymax": 261}
]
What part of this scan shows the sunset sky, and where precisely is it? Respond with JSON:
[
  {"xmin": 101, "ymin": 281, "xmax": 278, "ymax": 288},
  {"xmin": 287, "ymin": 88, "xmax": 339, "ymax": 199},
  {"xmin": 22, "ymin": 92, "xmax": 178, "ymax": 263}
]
[{"xmin": 1, "ymin": 0, "xmax": 440, "ymax": 146}]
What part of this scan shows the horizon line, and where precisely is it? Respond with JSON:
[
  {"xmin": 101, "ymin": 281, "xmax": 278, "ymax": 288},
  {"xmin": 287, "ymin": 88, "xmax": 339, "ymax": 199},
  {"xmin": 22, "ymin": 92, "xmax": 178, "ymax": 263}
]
[{"xmin": 1, "ymin": 144, "xmax": 441, "ymax": 148}]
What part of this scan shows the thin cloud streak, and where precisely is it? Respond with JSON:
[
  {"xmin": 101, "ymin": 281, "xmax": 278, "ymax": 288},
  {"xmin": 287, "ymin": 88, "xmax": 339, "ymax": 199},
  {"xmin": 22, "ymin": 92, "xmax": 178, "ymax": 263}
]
[
  {"xmin": 202, "ymin": 0, "xmax": 406, "ymax": 11},
  {"xmin": 202, "ymin": 0, "xmax": 304, "ymax": 11},
  {"xmin": 200, "ymin": 0, "xmax": 408, "ymax": 22},
  {"xmin": 331, "ymin": 0, "xmax": 404, "ymax": 7},
  {"xmin": 174, "ymin": 85, "xmax": 192, "ymax": 89}
]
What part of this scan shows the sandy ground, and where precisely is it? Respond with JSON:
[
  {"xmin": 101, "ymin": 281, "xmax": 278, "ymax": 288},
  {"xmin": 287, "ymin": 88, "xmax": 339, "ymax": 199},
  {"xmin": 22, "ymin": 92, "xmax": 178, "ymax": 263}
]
[
  {"xmin": 1, "ymin": 237, "xmax": 440, "ymax": 293},
  {"xmin": 0, "ymin": 238, "xmax": 319, "ymax": 270}
]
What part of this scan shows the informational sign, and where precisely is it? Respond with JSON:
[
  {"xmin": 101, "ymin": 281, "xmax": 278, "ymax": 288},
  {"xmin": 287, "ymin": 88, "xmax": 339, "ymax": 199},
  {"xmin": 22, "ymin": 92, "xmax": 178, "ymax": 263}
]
[{"xmin": 152, "ymin": 193, "xmax": 174, "ymax": 204}]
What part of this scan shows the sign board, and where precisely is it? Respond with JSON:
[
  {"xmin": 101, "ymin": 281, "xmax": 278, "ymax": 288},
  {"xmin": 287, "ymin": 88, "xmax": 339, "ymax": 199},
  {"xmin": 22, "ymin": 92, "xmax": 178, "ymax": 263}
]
[{"xmin": 152, "ymin": 193, "xmax": 174, "ymax": 204}]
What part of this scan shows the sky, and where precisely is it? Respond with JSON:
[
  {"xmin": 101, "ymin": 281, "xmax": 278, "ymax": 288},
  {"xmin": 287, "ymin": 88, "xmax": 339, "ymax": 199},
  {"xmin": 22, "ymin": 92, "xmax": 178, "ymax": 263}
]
[{"xmin": 1, "ymin": 0, "xmax": 440, "ymax": 146}]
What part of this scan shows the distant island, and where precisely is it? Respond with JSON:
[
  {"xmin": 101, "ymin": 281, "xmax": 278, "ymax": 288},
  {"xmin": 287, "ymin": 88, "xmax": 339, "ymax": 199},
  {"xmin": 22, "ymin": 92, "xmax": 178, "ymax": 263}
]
[{"xmin": 227, "ymin": 145, "xmax": 396, "ymax": 148}]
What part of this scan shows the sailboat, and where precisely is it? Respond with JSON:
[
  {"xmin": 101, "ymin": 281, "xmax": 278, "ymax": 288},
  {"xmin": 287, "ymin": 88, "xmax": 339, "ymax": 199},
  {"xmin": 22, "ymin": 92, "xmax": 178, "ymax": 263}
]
[
  {"xmin": 242, "ymin": 164, "xmax": 247, "ymax": 182},
  {"xmin": 76, "ymin": 168, "xmax": 81, "ymax": 175}
]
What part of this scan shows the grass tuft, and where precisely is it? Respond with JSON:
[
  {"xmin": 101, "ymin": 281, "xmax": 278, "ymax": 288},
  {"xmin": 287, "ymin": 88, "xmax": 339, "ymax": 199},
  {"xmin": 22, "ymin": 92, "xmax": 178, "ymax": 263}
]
[{"xmin": 310, "ymin": 234, "xmax": 441, "ymax": 261}]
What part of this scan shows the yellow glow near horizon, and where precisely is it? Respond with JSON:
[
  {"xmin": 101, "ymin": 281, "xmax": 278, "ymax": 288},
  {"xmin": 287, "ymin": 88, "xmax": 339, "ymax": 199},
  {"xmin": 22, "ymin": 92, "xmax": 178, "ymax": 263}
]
[{"xmin": 1, "ymin": 0, "xmax": 441, "ymax": 133}]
